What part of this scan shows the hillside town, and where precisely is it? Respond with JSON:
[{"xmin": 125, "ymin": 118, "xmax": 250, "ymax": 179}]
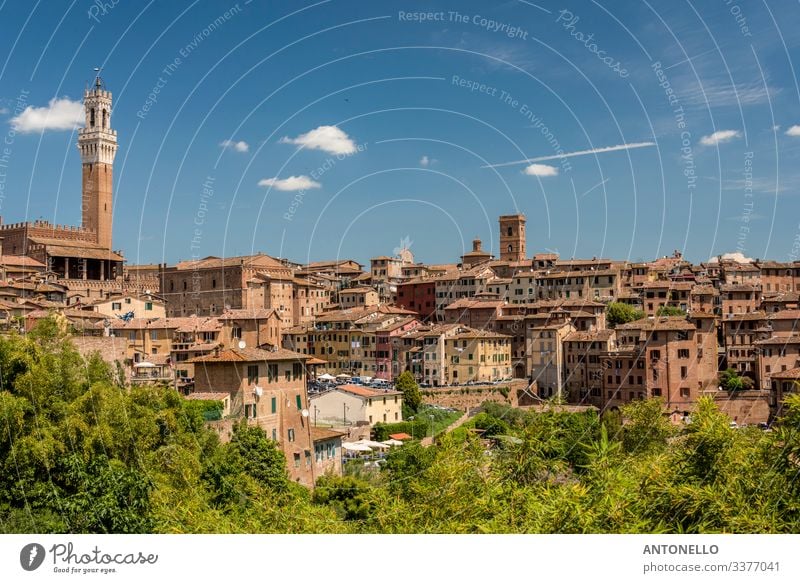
[{"xmin": 2, "ymin": 77, "xmax": 798, "ymax": 489}]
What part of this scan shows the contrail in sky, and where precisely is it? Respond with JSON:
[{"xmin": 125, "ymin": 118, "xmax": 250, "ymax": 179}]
[{"xmin": 482, "ymin": 141, "xmax": 656, "ymax": 168}]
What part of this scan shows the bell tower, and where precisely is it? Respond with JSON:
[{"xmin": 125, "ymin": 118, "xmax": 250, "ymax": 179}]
[
  {"xmin": 499, "ymin": 214, "xmax": 526, "ymax": 262},
  {"xmin": 77, "ymin": 70, "xmax": 117, "ymax": 249}
]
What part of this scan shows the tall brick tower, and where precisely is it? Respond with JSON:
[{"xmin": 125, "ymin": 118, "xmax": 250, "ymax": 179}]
[
  {"xmin": 77, "ymin": 71, "xmax": 117, "ymax": 250},
  {"xmin": 499, "ymin": 214, "xmax": 526, "ymax": 262}
]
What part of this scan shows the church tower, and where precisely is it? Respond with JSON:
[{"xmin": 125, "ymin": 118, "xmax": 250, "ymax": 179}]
[
  {"xmin": 77, "ymin": 72, "xmax": 117, "ymax": 250},
  {"xmin": 499, "ymin": 214, "xmax": 526, "ymax": 262}
]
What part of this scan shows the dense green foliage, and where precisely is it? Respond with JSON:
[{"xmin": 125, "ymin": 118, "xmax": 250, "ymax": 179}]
[
  {"xmin": 3, "ymin": 318, "xmax": 800, "ymax": 533},
  {"xmin": 372, "ymin": 405, "xmax": 461, "ymax": 441},
  {"xmin": 395, "ymin": 371, "xmax": 422, "ymax": 412},
  {"xmin": 656, "ymin": 306, "xmax": 687, "ymax": 317},
  {"xmin": 719, "ymin": 368, "xmax": 755, "ymax": 391},
  {"xmin": 605, "ymin": 302, "xmax": 645, "ymax": 328}
]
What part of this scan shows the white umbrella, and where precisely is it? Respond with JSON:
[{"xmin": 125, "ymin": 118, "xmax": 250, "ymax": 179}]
[
  {"xmin": 381, "ymin": 439, "xmax": 404, "ymax": 446},
  {"xmin": 354, "ymin": 439, "xmax": 389, "ymax": 449},
  {"xmin": 318, "ymin": 373, "xmax": 336, "ymax": 381},
  {"xmin": 342, "ymin": 442, "xmax": 372, "ymax": 452},
  {"xmin": 134, "ymin": 361, "xmax": 155, "ymax": 368},
  {"xmin": 336, "ymin": 373, "xmax": 351, "ymax": 378}
]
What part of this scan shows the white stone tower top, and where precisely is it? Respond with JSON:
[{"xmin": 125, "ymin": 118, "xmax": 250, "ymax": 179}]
[{"xmin": 77, "ymin": 70, "xmax": 118, "ymax": 165}]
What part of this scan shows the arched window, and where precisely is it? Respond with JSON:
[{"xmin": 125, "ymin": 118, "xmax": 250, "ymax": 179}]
[
  {"xmin": 507, "ymin": 226, "xmax": 513, "ymax": 236},
  {"xmin": 102, "ymin": 109, "xmax": 108, "ymax": 128},
  {"xmin": 507, "ymin": 244, "xmax": 513, "ymax": 253},
  {"xmin": 90, "ymin": 108, "xmax": 95, "ymax": 127}
]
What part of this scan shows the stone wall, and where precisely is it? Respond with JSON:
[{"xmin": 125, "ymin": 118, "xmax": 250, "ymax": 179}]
[
  {"xmin": 703, "ymin": 389, "xmax": 771, "ymax": 425},
  {"xmin": 422, "ymin": 382, "xmax": 523, "ymax": 411}
]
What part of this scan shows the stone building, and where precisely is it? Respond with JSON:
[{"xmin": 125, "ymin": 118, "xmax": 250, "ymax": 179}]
[{"xmin": 159, "ymin": 254, "xmax": 292, "ymax": 317}]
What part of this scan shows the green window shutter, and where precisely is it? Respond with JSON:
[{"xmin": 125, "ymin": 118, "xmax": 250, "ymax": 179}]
[
  {"xmin": 296, "ymin": 395, "xmax": 302, "ymax": 410},
  {"xmin": 271, "ymin": 397, "xmax": 277, "ymax": 413}
]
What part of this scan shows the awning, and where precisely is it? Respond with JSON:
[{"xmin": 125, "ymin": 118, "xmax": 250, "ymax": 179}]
[
  {"xmin": 342, "ymin": 442, "xmax": 372, "ymax": 452},
  {"xmin": 134, "ymin": 361, "xmax": 156, "ymax": 368},
  {"xmin": 353, "ymin": 439, "xmax": 389, "ymax": 449},
  {"xmin": 381, "ymin": 439, "xmax": 405, "ymax": 446},
  {"xmin": 318, "ymin": 373, "xmax": 336, "ymax": 381}
]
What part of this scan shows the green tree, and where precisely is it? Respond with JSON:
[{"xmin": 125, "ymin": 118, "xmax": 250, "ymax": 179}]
[
  {"xmin": 606, "ymin": 302, "xmax": 644, "ymax": 328},
  {"xmin": 620, "ymin": 398, "xmax": 675, "ymax": 454},
  {"xmin": 719, "ymin": 368, "xmax": 754, "ymax": 391},
  {"xmin": 656, "ymin": 306, "xmax": 686, "ymax": 317},
  {"xmin": 395, "ymin": 371, "xmax": 422, "ymax": 412}
]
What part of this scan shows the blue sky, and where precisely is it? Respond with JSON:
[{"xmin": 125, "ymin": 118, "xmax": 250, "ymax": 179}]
[{"xmin": 1, "ymin": 0, "xmax": 800, "ymax": 267}]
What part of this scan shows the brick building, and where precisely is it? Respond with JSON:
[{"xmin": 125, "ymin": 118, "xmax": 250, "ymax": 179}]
[{"xmin": 191, "ymin": 347, "xmax": 316, "ymax": 486}]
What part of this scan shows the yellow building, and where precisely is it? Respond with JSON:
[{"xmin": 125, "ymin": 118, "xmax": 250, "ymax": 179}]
[
  {"xmin": 444, "ymin": 326, "xmax": 512, "ymax": 384},
  {"xmin": 84, "ymin": 291, "xmax": 166, "ymax": 319}
]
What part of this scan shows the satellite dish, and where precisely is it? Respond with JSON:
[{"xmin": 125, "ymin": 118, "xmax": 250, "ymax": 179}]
[
  {"xmin": 238, "ymin": 340, "xmax": 247, "ymax": 349},
  {"xmin": 254, "ymin": 386, "xmax": 263, "ymax": 397},
  {"xmin": 301, "ymin": 409, "xmax": 309, "ymax": 418}
]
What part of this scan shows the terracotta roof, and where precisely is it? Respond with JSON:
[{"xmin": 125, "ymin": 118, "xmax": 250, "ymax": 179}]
[
  {"xmin": 721, "ymin": 312, "xmax": 766, "ymax": 322},
  {"xmin": 769, "ymin": 367, "xmax": 800, "ymax": 380},
  {"xmin": 691, "ymin": 285, "xmax": 719, "ymax": 295},
  {"xmin": 389, "ymin": 432, "xmax": 412, "ymax": 440},
  {"xmin": 340, "ymin": 287, "xmax": 377, "ymax": 294},
  {"xmin": 217, "ymin": 308, "xmax": 280, "ymax": 320},
  {"xmin": 311, "ymin": 427, "xmax": 345, "ymax": 442},
  {"xmin": 721, "ymin": 283, "xmax": 760, "ymax": 292},
  {"xmin": 173, "ymin": 253, "xmax": 287, "ymax": 271},
  {"xmin": 641, "ymin": 281, "xmax": 693, "ymax": 290},
  {"xmin": 0, "ymin": 255, "xmax": 45, "ymax": 268},
  {"xmin": 190, "ymin": 346, "xmax": 309, "ymax": 363},
  {"xmin": 616, "ymin": 316, "xmax": 695, "ymax": 331},
  {"xmin": 688, "ymin": 311, "xmax": 717, "ymax": 318},
  {"xmin": 334, "ymin": 384, "xmax": 401, "ymax": 398},
  {"xmin": 767, "ymin": 310, "xmax": 800, "ymax": 320},
  {"xmin": 39, "ymin": 244, "xmax": 124, "ymax": 262},
  {"xmin": 563, "ymin": 330, "xmax": 615, "ymax": 342},
  {"xmin": 447, "ymin": 326, "xmax": 510, "ymax": 339},
  {"xmin": 754, "ymin": 336, "xmax": 800, "ymax": 346}
]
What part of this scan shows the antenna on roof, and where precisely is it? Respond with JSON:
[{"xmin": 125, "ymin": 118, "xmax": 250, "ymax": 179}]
[{"xmin": 238, "ymin": 340, "xmax": 247, "ymax": 349}]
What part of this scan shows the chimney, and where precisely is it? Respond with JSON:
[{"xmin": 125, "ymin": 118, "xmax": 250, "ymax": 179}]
[{"xmin": 473, "ymin": 238, "xmax": 482, "ymax": 252}]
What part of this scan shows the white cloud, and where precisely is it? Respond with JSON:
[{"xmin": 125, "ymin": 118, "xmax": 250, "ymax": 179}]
[
  {"xmin": 523, "ymin": 163, "xmax": 559, "ymax": 177},
  {"xmin": 786, "ymin": 125, "xmax": 800, "ymax": 137},
  {"xmin": 10, "ymin": 97, "xmax": 83, "ymax": 133},
  {"xmin": 483, "ymin": 142, "xmax": 655, "ymax": 168},
  {"xmin": 699, "ymin": 130, "xmax": 741, "ymax": 146},
  {"xmin": 279, "ymin": 125, "xmax": 356, "ymax": 155},
  {"xmin": 419, "ymin": 155, "xmax": 438, "ymax": 167},
  {"xmin": 708, "ymin": 252, "xmax": 753, "ymax": 264},
  {"xmin": 257, "ymin": 175, "xmax": 321, "ymax": 191},
  {"xmin": 220, "ymin": 139, "xmax": 249, "ymax": 153}
]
